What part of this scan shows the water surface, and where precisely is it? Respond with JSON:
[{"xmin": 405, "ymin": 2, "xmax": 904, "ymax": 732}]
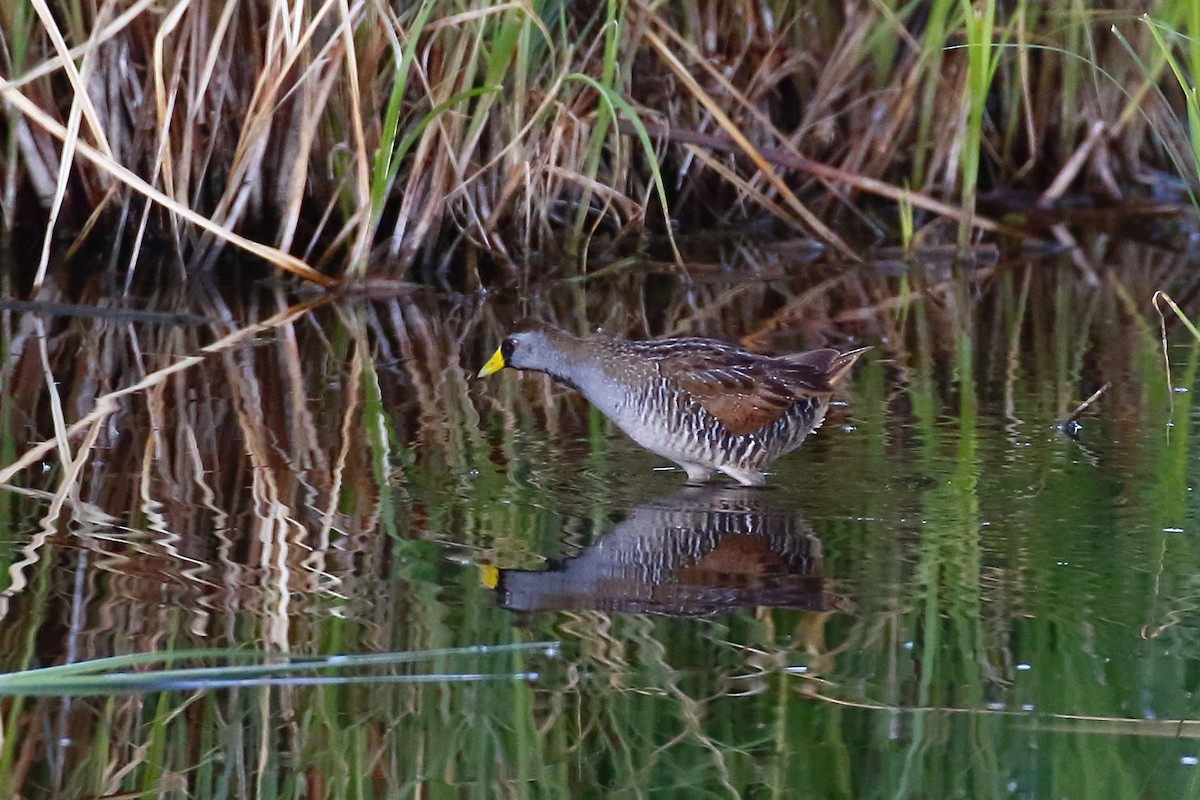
[{"xmin": 1, "ymin": 245, "xmax": 1199, "ymax": 798}]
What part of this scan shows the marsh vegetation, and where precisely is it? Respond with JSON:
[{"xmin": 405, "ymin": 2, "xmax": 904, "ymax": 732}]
[
  {"xmin": 2, "ymin": 1, "xmax": 1200, "ymax": 284},
  {"xmin": 3, "ymin": 1, "xmax": 1200, "ymax": 798}
]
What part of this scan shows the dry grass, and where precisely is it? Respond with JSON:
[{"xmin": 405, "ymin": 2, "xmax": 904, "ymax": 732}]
[{"xmin": 0, "ymin": 2, "xmax": 1196, "ymax": 287}]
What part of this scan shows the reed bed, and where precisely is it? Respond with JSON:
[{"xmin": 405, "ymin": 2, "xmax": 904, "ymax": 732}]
[{"xmin": 1, "ymin": 1, "xmax": 1198, "ymax": 288}]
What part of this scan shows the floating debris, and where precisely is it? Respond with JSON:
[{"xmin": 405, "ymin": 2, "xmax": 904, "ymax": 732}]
[{"xmin": 1054, "ymin": 382, "xmax": 1112, "ymax": 437}]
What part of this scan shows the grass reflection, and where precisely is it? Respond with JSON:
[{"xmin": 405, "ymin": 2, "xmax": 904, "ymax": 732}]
[{"xmin": 0, "ymin": 244, "xmax": 1199, "ymax": 796}]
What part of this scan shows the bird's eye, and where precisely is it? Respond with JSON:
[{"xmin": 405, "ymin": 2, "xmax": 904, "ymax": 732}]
[{"xmin": 501, "ymin": 336, "xmax": 516, "ymax": 361}]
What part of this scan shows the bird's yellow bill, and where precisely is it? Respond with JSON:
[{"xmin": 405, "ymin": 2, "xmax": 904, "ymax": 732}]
[
  {"xmin": 477, "ymin": 346, "xmax": 507, "ymax": 377},
  {"xmin": 479, "ymin": 564, "xmax": 500, "ymax": 590}
]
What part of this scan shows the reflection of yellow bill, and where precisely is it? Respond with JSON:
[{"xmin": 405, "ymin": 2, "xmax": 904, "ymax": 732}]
[{"xmin": 477, "ymin": 346, "xmax": 506, "ymax": 377}]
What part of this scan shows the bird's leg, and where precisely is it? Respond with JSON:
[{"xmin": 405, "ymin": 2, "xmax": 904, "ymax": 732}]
[
  {"xmin": 719, "ymin": 466, "xmax": 765, "ymax": 487},
  {"xmin": 680, "ymin": 463, "xmax": 714, "ymax": 484}
]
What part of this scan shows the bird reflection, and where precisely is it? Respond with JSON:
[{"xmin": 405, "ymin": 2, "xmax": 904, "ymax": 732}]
[{"xmin": 490, "ymin": 485, "xmax": 843, "ymax": 617}]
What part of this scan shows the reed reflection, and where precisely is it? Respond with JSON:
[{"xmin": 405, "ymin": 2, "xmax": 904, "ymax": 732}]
[{"xmin": 490, "ymin": 484, "xmax": 844, "ymax": 617}]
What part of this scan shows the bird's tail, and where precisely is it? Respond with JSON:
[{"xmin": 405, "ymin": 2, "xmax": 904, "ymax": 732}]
[
  {"xmin": 777, "ymin": 345, "xmax": 871, "ymax": 390},
  {"xmin": 824, "ymin": 346, "xmax": 871, "ymax": 386}
]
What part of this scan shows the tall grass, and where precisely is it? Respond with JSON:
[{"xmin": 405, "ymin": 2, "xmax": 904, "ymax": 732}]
[
  {"xmin": 0, "ymin": 2, "xmax": 1197, "ymax": 287},
  {"xmin": 1145, "ymin": 5, "xmax": 1200, "ymax": 188},
  {"xmin": 959, "ymin": 0, "xmax": 998, "ymax": 247}
]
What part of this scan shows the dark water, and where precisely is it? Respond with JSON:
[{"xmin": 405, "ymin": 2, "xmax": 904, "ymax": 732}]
[{"xmin": 2, "ymin": 244, "xmax": 1200, "ymax": 798}]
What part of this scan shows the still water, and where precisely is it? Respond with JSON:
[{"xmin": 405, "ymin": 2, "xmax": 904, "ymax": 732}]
[{"xmin": 1, "ymin": 244, "xmax": 1199, "ymax": 798}]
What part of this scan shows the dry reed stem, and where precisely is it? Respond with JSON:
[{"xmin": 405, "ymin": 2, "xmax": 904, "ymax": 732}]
[
  {"xmin": 0, "ymin": 0, "xmax": 159, "ymax": 96},
  {"xmin": 1040, "ymin": 120, "xmax": 1109, "ymax": 206},
  {"xmin": 25, "ymin": 0, "xmax": 114, "ymax": 160},
  {"xmin": 188, "ymin": 0, "xmax": 342, "ymax": 268},
  {"xmin": 640, "ymin": 25, "xmax": 858, "ymax": 262},
  {"xmin": 335, "ymin": 0, "xmax": 372, "ymax": 269},
  {"xmin": 616, "ymin": 118, "xmax": 1022, "ymax": 238},
  {"xmin": 31, "ymin": 70, "xmax": 82, "ymax": 292},
  {"xmin": 684, "ymin": 146, "xmax": 795, "ymax": 228},
  {"xmin": 278, "ymin": 54, "xmax": 342, "ymax": 254},
  {"xmin": 0, "ymin": 84, "xmax": 336, "ymax": 285},
  {"xmin": 27, "ymin": 0, "xmax": 117, "ymax": 290}
]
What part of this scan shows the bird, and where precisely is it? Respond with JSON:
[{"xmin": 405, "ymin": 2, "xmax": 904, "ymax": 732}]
[{"xmin": 477, "ymin": 324, "xmax": 868, "ymax": 486}]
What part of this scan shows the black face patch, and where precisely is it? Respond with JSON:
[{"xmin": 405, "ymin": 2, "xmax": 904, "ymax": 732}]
[{"xmin": 501, "ymin": 336, "xmax": 516, "ymax": 362}]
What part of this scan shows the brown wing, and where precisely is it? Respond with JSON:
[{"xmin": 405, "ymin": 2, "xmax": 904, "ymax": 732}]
[
  {"xmin": 658, "ymin": 342, "xmax": 869, "ymax": 436},
  {"xmin": 657, "ymin": 349, "xmax": 819, "ymax": 436}
]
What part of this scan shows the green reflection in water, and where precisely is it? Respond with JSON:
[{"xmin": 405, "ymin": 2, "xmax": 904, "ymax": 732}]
[{"xmin": 1, "ymin": 250, "xmax": 1200, "ymax": 797}]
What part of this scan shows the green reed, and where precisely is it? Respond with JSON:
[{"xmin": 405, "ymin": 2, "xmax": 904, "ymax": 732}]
[
  {"xmin": 1146, "ymin": 4, "xmax": 1200, "ymax": 188},
  {"xmin": 960, "ymin": 0, "xmax": 997, "ymax": 247},
  {"xmin": 362, "ymin": 0, "xmax": 437, "ymax": 274}
]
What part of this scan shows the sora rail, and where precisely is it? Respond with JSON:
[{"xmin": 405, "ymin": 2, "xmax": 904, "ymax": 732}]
[{"xmin": 478, "ymin": 325, "xmax": 867, "ymax": 486}]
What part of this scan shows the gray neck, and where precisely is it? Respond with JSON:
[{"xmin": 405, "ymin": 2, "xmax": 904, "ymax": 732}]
[
  {"xmin": 543, "ymin": 353, "xmax": 604, "ymax": 397},
  {"xmin": 532, "ymin": 331, "xmax": 612, "ymax": 404}
]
